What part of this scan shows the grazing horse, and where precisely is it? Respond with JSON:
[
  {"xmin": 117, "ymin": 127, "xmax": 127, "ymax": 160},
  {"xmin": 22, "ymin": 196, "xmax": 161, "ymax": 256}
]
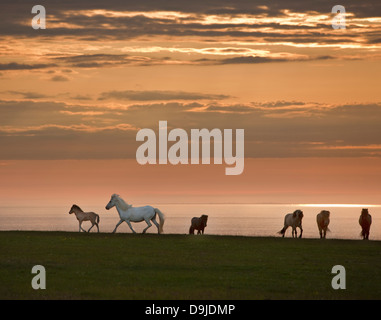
[
  {"xmin": 316, "ymin": 210, "xmax": 330, "ymax": 239},
  {"xmin": 278, "ymin": 210, "xmax": 304, "ymax": 238},
  {"xmin": 189, "ymin": 215, "xmax": 208, "ymax": 234},
  {"xmin": 69, "ymin": 204, "xmax": 100, "ymax": 232},
  {"xmin": 105, "ymin": 194, "xmax": 165, "ymax": 234},
  {"xmin": 359, "ymin": 208, "xmax": 372, "ymax": 240}
]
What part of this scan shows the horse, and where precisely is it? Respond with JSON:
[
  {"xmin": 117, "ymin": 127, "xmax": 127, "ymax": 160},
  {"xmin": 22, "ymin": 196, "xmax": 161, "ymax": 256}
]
[
  {"xmin": 278, "ymin": 209, "xmax": 304, "ymax": 238},
  {"xmin": 69, "ymin": 204, "xmax": 100, "ymax": 232},
  {"xmin": 359, "ymin": 208, "xmax": 372, "ymax": 240},
  {"xmin": 105, "ymin": 194, "xmax": 165, "ymax": 234},
  {"xmin": 189, "ymin": 215, "xmax": 208, "ymax": 234},
  {"xmin": 316, "ymin": 210, "xmax": 330, "ymax": 239}
]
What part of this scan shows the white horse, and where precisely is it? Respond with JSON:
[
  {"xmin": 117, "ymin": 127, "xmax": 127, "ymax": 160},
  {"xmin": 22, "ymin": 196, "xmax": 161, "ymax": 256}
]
[
  {"xmin": 278, "ymin": 209, "xmax": 304, "ymax": 238},
  {"xmin": 105, "ymin": 194, "xmax": 165, "ymax": 234}
]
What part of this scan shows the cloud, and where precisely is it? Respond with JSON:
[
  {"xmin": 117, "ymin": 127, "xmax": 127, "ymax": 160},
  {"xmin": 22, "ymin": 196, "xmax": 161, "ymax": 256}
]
[
  {"xmin": 0, "ymin": 62, "xmax": 56, "ymax": 70},
  {"xmin": 50, "ymin": 75, "xmax": 70, "ymax": 81},
  {"xmin": 0, "ymin": 124, "xmax": 139, "ymax": 160},
  {"xmin": 99, "ymin": 90, "xmax": 231, "ymax": 101},
  {"xmin": 70, "ymin": 94, "xmax": 93, "ymax": 101},
  {"xmin": 51, "ymin": 53, "xmax": 174, "ymax": 68},
  {"xmin": 53, "ymin": 54, "xmax": 131, "ymax": 68},
  {"xmin": 1, "ymin": 98, "xmax": 381, "ymax": 159},
  {"xmin": 0, "ymin": 2, "xmax": 377, "ymax": 77},
  {"xmin": 1, "ymin": 2, "xmax": 379, "ymax": 54},
  {"xmin": 220, "ymin": 56, "xmax": 290, "ymax": 64},
  {"xmin": 0, "ymin": 123, "xmax": 136, "ymax": 134},
  {"xmin": 201, "ymin": 55, "xmax": 335, "ymax": 65},
  {"xmin": 4, "ymin": 91, "xmax": 50, "ymax": 99}
]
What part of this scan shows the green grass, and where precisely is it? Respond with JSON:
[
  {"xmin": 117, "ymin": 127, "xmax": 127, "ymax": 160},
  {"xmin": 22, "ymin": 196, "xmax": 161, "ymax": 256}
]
[{"xmin": 0, "ymin": 231, "xmax": 380, "ymax": 299}]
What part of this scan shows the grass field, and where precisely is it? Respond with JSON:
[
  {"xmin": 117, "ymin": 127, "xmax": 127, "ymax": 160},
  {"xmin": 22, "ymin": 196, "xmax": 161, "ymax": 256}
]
[{"xmin": 0, "ymin": 231, "xmax": 380, "ymax": 299}]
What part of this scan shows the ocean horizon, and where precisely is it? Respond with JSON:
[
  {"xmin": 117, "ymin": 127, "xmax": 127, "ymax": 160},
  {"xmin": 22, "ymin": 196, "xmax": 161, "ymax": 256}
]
[{"xmin": 1, "ymin": 203, "xmax": 379, "ymax": 240}]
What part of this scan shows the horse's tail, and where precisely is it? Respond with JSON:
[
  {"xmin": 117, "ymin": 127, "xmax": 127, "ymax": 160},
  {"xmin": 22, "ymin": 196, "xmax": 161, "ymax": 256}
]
[
  {"xmin": 96, "ymin": 214, "xmax": 100, "ymax": 224},
  {"xmin": 278, "ymin": 227, "xmax": 286, "ymax": 235},
  {"xmin": 189, "ymin": 226, "xmax": 194, "ymax": 234},
  {"xmin": 154, "ymin": 208, "xmax": 165, "ymax": 234}
]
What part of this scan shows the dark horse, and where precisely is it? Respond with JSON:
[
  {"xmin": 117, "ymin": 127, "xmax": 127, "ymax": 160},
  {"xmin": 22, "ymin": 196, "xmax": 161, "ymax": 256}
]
[
  {"xmin": 189, "ymin": 215, "xmax": 208, "ymax": 234},
  {"xmin": 359, "ymin": 208, "xmax": 372, "ymax": 240}
]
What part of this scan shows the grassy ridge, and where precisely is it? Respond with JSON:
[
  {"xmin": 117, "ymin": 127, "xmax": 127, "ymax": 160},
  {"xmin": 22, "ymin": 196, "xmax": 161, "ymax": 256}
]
[{"xmin": 0, "ymin": 231, "xmax": 380, "ymax": 299}]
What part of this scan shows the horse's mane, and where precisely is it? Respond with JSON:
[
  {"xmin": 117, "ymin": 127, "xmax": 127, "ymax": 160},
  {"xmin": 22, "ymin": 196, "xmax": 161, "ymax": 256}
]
[
  {"xmin": 320, "ymin": 210, "xmax": 330, "ymax": 217},
  {"xmin": 293, "ymin": 210, "xmax": 303, "ymax": 219},
  {"xmin": 113, "ymin": 194, "xmax": 132, "ymax": 211},
  {"xmin": 72, "ymin": 204, "xmax": 83, "ymax": 212}
]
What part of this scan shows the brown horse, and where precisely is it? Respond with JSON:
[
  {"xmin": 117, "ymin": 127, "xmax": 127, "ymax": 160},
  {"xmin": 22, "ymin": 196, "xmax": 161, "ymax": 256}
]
[
  {"xmin": 69, "ymin": 204, "xmax": 100, "ymax": 232},
  {"xmin": 316, "ymin": 210, "xmax": 330, "ymax": 239},
  {"xmin": 359, "ymin": 208, "xmax": 372, "ymax": 240},
  {"xmin": 189, "ymin": 215, "xmax": 208, "ymax": 234}
]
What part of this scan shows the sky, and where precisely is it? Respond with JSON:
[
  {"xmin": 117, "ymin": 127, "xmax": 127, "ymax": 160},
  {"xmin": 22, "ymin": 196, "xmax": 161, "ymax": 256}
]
[{"xmin": 0, "ymin": 0, "xmax": 380, "ymax": 206}]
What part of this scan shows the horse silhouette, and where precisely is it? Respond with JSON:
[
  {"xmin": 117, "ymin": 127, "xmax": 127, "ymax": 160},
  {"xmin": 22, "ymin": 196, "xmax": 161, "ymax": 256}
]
[
  {"xmin": 359, "ymin": 208, "xmax": 372, "ymax": 240},
  {"xmin": 189, "ymin": 215, "xmax": 208, "ymax": 234},
  {"xmin": 69, "ymin": 204, "xmax": 100, "ymax": 232},
  {"xmin": 316, "ymin": 210, "xmax": 330, "ymax": 239},
  {"xmin": 278, "ymin": 210, "xmax": 304, "ymax": 238}
]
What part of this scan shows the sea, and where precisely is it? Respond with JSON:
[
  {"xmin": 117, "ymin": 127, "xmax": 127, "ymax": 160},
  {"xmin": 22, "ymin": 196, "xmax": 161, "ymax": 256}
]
[{"xmin": 0, "ymin": 204, "xmax": 379, "ymax": 240}]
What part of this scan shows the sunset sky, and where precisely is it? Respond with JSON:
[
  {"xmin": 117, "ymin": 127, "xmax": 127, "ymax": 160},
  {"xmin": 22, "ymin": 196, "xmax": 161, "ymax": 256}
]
[{"xmin": 0, "ymin": 0, "xmax": 380, "ymax": 206}]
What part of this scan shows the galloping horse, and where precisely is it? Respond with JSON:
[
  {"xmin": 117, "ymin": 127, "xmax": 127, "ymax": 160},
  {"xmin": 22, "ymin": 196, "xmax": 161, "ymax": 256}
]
[
  {"xmin": 316, "ymin": 210, "xmax": 330, "ymax": 239},
  {"xmin": 189, "ymin": 215, "xmax": 208, "ymax": 234},
  {"xmin": 69, "ymin": 204, "xmax": 100, "ymax": 232},
  {"xmin": 359, "ymin": 208, "xmax": 372, "ymax": 240},
  {"xmin": 105, "ymin": 194, "xmax": 165, "ymax": 234},
  {"xmin": 278, "ymin": 210, "xmax": 304, "ymax": 238}
]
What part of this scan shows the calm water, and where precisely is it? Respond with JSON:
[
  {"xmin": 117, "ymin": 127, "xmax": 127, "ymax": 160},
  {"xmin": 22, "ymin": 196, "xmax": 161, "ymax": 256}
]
[{"xmin": 0, "ymin": 204, "xmax": 379, "ymax": 240}]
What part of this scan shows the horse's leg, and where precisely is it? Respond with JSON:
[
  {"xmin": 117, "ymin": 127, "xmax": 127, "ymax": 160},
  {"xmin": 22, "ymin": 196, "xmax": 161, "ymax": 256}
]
[
  {"xmin": 151, "ymin": 217, "xmax": 160, "ymax": 234},
  {"xmin": 125, "ymin": 220, "xmax": 137, "ymax": 233},
  {"xmin": 142, "ymin": 219, "xmax": 152, "ymax": 234},
  {"xmin": 299, "ymin": 226, "xmax": 303, "ymax": 238},
  {"xmin": 79, "ymin": 221, "xmax": 87, "ymax": 232},
  {"xmin": 88, "ymin": 222, "xmax": 94, "ymax": 232},
  {"xmin": 113, "ymin": 219, "xmax": 124, "ymax": 233},
  {"xmin": 293, "ymin": 228, "xmax": 297, "ymax": 238}
]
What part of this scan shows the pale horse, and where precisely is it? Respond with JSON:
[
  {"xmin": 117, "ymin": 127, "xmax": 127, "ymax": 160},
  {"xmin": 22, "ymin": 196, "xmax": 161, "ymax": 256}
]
[
  {"xmin": 316, "ymin": 210, "xmax": 330, "ymax": 239},
  {"xmin": 278, "ymin": 209, "xmax": 304, "ymax": 238},
  {"xmin": 69, "ymin": 204, "xmax": 100, "ymax": 232},
  {"xmin": 105, "ymin": 194, "xmax": 165, "ymax": 234}
]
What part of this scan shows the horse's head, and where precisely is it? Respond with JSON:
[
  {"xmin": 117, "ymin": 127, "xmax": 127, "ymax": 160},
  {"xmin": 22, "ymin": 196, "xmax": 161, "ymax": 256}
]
[
  {"xmin": 321, "ymin": 210, "xmax": 330, "ymax": 217},
  {"xmin": 201, "ymin": 215, "xmax": 208, "ymax": 227},
  {"xmin": 293, "ymin": 210, "xmax": 304, "ymax": 220},
  {"xmin": 361, "ymin": 208, "xmax": 369, "ymax": 216},
  {"xmin": 106, "ymin": 194, "xmax": 118, "ymax": 210},
  {"xmin": 69, "ymin": 204, "xmax": 78, "ymax": 214}
]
